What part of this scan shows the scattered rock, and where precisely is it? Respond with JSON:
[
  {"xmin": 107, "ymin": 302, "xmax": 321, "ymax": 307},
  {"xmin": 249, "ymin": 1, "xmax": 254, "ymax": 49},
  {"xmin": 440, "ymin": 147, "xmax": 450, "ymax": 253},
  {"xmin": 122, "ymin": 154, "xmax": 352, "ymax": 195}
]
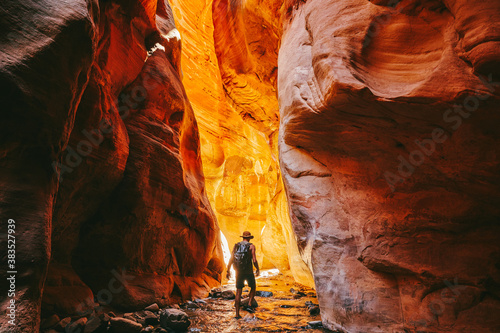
[
  {"xmin": 255, "ymin": 291, "xmax": 273, "ymax": 297},
  {"xmin": 41, "ymin": 314, "xmax": 60, "ymax": 329},
  {"xmin": 83, "ymin": 316, "xmax": 106, "ymax": 333},
  {"xmin": 186, "ymin": 301, "xmax": 200, "ymax": 309},
  {"xmin": 308, "ymin": 306, "xmax": 320, "ymax": 316},
  {"xmin": 172, "ymin": 304, "xmax": 181, "ymax": 309},
  {"xmin": 154, "ymin": 328, "xmax": 169, "ymax": 333},
  {"xmin": 109, "ymin": 317, "xmax": 143, "ymax": 333},
  {"xmin": 305, "ymin": 300, "xmax": 320, "ymax": 315},
  {"xmin": 193, "ymin": 299, "xmax": 206, "ymax": 304},
  {"xmin": 307, "ymin": 320, "xmax": 323, "ymax": 328},
  {"xmin": 291, "ymin": 289, "xmax": 306, "ymax": 299},
  {"xmin": 145, "ymin": 303, "xmax": 160, "ymax": 312},
  {"xmin": 99, "ymin": 312, "xmax": 111, "ymax": 323},
  {"xmin": 209, "ymin": 288, "xmax": 222, "ymax": 298},
  {"xmin": 141, "ymin": 328, "xmax": 154, "ymax": 333},
  {"xmin": 67, "ymin": 317, "xmax": 88, "ymax": 332},
  {"xmin": 221, "ymin": 290, "xmax": 235, "ymax": 300},
  {"xmin": 143, "ymin": 311, "xmax": 159, "ymax": 326},
  {"xmin": 240, "ymin": 297, "xmax": 258, "ymax": 308},
  {"xmin": 159, "ymin": 309, "xmax": 190, "ymax": 331},
  {"xmin": 55, "ymin": 317, "xmax": 72, "ymax": 331},
  {"xmin": 124, "ymin": 313, "xmax": 137, "ymax": 322}
]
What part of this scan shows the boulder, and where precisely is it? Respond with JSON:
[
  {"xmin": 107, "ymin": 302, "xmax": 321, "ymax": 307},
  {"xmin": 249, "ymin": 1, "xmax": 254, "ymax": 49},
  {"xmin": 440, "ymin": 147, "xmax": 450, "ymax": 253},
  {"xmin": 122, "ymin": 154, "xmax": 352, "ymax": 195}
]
[
  {"xmin": 159, "ymin": 309, "xmax": 190, "ymax": 331},
  {"xmin": 143, "ymin": 311, "xmax": 159, "ymax": 326},
  {"xmin": 240, "ymin": 298, "xmax": 258, "ymax": 308},
  {"xmin": 221, "ymin": 290, "xmax": 235, "ymax": 300},
  {"xmin": 109, "ymin": 317, "xmax": 142, "ymax": 333}
]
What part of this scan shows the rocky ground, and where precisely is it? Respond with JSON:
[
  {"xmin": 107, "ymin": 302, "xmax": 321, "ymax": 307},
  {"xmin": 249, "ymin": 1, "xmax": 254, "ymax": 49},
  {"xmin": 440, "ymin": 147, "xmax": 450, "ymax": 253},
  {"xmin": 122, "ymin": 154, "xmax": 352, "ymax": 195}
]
[{"xmin": 39, "ymin": 273, "xmax": 331, "ymax": 332}]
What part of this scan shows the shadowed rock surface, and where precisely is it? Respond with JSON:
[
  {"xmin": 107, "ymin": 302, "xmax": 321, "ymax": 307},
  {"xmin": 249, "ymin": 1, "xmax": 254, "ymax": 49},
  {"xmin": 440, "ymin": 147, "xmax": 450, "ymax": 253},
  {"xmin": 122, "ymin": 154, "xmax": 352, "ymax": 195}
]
[
  {"xmin": 0, "ymin": 0, "xmax": 222, "ymax": 331},
  {"xmin": 279, "ymin": 0, "xmax": 500, "ymax": 332}
]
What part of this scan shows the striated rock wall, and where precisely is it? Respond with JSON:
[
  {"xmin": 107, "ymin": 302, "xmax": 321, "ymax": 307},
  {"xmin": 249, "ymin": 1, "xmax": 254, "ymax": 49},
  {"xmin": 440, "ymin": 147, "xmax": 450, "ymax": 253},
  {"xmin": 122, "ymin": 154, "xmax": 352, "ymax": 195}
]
[
  {"xmin": 0, "ymin": 0, "xmax": 99, "ymax": 330},
  {"xmin": 169, "ymin": 0, "xmax": 314, "ymax": 285},
  {"xmin": 0, "ymin": 0, "xmax": 222, "ymax": 331},
  {"xmin": 279, "ymin": 0, "xmax": 500, "ymax": 332}
]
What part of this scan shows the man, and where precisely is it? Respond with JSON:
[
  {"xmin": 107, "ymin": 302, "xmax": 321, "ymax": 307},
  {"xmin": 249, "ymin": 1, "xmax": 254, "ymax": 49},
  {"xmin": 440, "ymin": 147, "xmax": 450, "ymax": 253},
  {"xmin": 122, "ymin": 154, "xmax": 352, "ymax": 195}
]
[{"xmin": 226, "ymin": 231, "xmax": 260, "ymax": 319}]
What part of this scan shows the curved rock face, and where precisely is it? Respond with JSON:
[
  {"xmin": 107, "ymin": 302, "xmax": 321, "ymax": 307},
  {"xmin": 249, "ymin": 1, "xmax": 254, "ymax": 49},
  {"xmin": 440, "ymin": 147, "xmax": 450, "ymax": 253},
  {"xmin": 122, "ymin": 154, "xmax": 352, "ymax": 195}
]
[
  {"xmin": 0, "ymin": 0, "xmax": 98, "ymax": 331},
  {"xmin": 169, "ymin": 0, "xmax": 314, "ymax": 285},
  {"xmin": 0, "ymin": 0, "xmax": 222, "ymax": 331},
  {"xmin": 279, "ymin": 0, "xmax": 500, "ymax": 332}
]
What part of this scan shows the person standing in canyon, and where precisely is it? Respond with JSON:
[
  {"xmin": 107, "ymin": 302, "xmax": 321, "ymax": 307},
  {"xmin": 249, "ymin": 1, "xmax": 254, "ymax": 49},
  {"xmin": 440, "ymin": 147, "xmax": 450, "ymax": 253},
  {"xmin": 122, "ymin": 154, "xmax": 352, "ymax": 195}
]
[{"xmin": 226, "ymin": 231, "xmax": 260, "ymax": 319}]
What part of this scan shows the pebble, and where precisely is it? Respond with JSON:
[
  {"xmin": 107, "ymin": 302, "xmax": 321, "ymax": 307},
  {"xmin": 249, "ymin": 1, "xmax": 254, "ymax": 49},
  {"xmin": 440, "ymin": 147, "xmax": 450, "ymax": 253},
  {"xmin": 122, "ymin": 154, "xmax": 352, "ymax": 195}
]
[
  {"xmin": 308, "ymin": 306, "xmax": 320, "ymax": 315},
  {"xmin": 109, "ymin": 317, "xmax": 143, "ymax": 333},
  {"xmin": 41, "ymin": 314, "xmax": 60, "ymax": 329},
  {"xmin": 255, "ymin": 291, "xmax": 273, "ymax": 297},
  {"xmin": 308, "ymin": 320, "xmax": 323, "ymax": 328},
  {"xmin": 145, "ymin": 303, "xmax": 160, "ymax": 312},
  {"xmin": 66, "ymin": 317, "xmax": 87, "ymax": 332},
  {"xmin": 55, "ymin": 317, "xmax": 71, "ymax": 331},
  {"xmin": 83, "ymin": 316, "xmax": 105, "ymax": 333}
]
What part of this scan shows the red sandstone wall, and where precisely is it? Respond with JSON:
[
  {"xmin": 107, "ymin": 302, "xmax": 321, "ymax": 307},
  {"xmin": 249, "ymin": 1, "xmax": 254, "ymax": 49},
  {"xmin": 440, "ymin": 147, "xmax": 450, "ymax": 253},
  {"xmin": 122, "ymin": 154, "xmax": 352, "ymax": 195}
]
[
  {"xmin": 0, "ymin": 1, "xmax": 222, "ymax": 331},
  {"xmin": 279, "ymin": 0, "xmax": 500, "ymax": 331}
]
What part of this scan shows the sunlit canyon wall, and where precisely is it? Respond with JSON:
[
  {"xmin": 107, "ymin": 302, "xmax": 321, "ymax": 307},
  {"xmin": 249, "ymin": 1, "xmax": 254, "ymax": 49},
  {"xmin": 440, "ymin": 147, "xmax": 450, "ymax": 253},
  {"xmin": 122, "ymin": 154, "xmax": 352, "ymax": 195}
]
[{"xmin": 168, "ymin": 0, "xmax": 314, "ymax": 285}]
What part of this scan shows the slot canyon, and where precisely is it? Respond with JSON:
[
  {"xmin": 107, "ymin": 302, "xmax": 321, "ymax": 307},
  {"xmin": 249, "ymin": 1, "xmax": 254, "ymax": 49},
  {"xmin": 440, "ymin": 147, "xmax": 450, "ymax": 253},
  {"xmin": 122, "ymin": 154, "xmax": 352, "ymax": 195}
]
[{"xmin": 0, "ymin": 0, "xmax": 499, "ymax": 332}]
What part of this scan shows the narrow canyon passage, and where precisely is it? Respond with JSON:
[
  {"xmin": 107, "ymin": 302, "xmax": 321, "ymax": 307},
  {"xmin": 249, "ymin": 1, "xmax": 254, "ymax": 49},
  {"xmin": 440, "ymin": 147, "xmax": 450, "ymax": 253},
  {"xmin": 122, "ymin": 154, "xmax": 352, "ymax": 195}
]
[
  {"xmin": 180, "ymin": 272, "xmax": 324, "ymax": 332},
  {"xmin": 1, "ymin": 0, "xmax": 500, "ymax": 333}
]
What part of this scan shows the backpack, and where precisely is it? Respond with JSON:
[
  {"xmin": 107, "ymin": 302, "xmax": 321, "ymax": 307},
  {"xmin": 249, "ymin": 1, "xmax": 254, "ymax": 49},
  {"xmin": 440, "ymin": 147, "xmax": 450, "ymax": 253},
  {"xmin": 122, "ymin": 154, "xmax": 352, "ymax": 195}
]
[{"xmin": 233, "ymin": 242, "xmax": 252, "ymax": 271}]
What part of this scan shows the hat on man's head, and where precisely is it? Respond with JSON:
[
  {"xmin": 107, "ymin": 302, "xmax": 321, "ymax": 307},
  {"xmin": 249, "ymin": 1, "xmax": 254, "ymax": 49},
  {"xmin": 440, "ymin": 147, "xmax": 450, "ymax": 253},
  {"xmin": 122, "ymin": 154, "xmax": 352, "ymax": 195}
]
[{"xmin": 240, "ymin": 231, "xmax": 254, "ymax": 239}]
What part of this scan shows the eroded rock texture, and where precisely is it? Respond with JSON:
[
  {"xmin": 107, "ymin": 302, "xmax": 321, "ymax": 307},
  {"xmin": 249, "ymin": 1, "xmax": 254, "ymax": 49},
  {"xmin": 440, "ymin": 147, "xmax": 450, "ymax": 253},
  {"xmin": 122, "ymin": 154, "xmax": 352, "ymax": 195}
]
[
  {"xmin": 169, "ymin": 0, "xmax": 314, "ymax": 285},
  {"xmin": 279, "ymin": 0, "xmax": 500, "ymax": 332},
  {"xmin": 0, "ymin": 0, "xmax": 222, "ymax": 331}
]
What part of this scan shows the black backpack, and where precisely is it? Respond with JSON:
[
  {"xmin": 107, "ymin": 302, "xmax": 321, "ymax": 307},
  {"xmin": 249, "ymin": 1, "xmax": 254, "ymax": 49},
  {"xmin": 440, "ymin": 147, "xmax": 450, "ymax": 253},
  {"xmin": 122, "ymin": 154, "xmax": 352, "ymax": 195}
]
[{"xmin": 233, "ymin": 242, "xmax": 252, "ymax": 271}]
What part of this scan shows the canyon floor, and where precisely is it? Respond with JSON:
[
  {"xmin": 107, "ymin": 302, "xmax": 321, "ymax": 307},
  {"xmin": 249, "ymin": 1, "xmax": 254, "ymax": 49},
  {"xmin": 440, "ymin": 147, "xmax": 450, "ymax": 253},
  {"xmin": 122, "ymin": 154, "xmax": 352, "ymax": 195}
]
[{"xmin": 184, "ymin": 272, "xmax": 330, "ymax": 333}]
